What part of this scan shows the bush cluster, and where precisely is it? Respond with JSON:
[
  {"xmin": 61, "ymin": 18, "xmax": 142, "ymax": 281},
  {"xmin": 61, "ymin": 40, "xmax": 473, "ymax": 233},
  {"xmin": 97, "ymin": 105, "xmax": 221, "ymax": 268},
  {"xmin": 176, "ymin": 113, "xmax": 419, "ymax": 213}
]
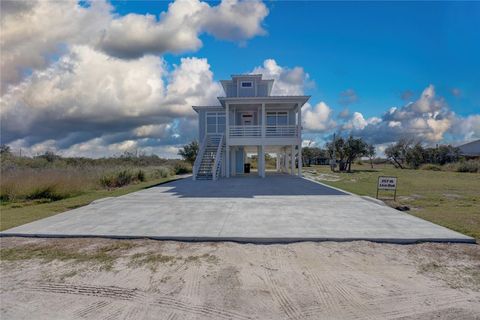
[
  {"xmin": 456, "ymin": 160, "xmax": 480, "ymax": 173},
  {"xmin": 0, "ymin": 148, "xmax": 193, "ymax": 203},
  {"xmin": 420, "ymin": 159, "xmax": 479, "ymax": 173},
  {"xmin": 99, "ymin": 169, "xmax": 148, "ymax": 189}
]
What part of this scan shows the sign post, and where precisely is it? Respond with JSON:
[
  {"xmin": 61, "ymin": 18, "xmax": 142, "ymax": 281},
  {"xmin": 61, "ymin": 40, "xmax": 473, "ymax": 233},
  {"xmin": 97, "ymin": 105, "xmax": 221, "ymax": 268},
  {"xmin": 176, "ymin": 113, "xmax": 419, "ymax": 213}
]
[{"xmin": 376, "ymin": 176, "xmax": 398, "ymax": 201}]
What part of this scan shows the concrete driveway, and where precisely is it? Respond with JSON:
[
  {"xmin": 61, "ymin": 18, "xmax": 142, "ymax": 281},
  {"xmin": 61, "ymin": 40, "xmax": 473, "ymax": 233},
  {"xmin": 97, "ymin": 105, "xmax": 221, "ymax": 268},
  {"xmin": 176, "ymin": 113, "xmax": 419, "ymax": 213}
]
[{"xmin": 1, "ymin": 175, "xmax": 474, "ymax": 243}]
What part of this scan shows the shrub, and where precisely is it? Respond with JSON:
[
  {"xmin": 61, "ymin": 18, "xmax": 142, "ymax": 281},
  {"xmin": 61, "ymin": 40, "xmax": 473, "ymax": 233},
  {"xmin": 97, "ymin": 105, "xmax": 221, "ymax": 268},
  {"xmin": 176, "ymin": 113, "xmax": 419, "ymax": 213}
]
[
  {"xmin": 151, "ymin": 167, "xmax": 173, "ymax": 179},
  {"xmin": 136, "ymin": 170, "xmax": 146, "ymax": 182},
  {"xmin": 420, "ymin": 164, "xmax": 442, "ymax": 171},
  {"xmin": 100, "ymin": 170, "xmax": 135, "ymax": 188},
  {"xmin": 456, "ymin": 160, "xmax": 479, "ymax": 173},
  {"xmin": 174, "ymin": 162, "xmax": 191, "ymax": 175}
]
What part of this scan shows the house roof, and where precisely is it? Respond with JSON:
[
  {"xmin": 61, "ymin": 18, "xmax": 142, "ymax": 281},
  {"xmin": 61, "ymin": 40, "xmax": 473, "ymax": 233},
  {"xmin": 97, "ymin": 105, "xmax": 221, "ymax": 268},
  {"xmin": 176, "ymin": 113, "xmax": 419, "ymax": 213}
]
[
  {"xmin": 230, "ymin": 74, "xmax": 263, "ymax": 78},
  {"xmin": 457, "ymin": 139, "xmax": 480, "ymax": 157},
  {"xmin": 217, "ymin": 95, "xmax": 311, "ymax": 107},
  {"xmin": 220, "ymin": 74, "xmax": 275, "ymax": 96},
  {"xmin": 191, "ymin": 105, "xmax": 223, "ymax": 113}
]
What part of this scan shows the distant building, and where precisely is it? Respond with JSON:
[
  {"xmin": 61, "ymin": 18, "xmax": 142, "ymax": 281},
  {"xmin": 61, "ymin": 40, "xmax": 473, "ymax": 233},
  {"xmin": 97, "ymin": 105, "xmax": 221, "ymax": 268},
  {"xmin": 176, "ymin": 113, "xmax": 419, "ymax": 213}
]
[{"xmin": 457, "ymin": 139, "xmax": 480, "ymax": 159}]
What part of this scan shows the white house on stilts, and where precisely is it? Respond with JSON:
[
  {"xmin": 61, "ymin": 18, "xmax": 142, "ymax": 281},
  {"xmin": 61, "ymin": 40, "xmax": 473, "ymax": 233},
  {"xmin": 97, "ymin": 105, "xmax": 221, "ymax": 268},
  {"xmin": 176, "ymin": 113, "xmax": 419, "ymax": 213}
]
[{"xmin": 192, "ymin": 74, "xmax": 310, "ymax": 180}]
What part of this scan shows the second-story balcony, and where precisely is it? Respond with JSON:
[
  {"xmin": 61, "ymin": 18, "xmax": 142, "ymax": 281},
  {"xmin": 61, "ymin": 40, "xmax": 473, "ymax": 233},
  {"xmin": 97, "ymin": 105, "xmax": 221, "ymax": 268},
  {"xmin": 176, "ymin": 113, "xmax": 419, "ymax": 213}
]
[{"xmin": 229, "ymin": 125, "xmax": 299, "ymax": 138}]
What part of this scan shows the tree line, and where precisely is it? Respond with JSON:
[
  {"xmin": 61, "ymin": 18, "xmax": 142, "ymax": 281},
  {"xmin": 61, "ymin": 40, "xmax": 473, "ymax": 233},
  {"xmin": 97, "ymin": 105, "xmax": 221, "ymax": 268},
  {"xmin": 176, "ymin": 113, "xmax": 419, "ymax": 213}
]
[
  {"xmin": 384, "ymin": 138, "xmax": 460, "ymax": 169},
  {"xmin": 175, "ymin": 136, "xmax": 475, "ymax": 173}
]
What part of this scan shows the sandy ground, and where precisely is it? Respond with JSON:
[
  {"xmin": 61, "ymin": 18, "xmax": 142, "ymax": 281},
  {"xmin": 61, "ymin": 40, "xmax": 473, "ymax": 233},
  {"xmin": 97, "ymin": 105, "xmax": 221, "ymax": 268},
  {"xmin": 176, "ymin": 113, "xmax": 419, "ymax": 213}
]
[{"xmin": 1, "ymin": 238, "xmax": 479, "ymax": 320}]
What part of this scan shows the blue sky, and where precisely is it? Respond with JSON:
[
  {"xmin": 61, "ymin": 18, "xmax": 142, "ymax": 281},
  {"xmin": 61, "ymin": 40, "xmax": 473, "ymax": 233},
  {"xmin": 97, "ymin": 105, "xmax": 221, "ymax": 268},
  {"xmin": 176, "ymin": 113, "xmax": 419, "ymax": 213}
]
[
  {"xmin": 113, "ymin": 1, "xmax": 480, "ymax": 118},
  {"xmin": 1, "ymin": 0, "xmax": 479, "ymax": 157}
]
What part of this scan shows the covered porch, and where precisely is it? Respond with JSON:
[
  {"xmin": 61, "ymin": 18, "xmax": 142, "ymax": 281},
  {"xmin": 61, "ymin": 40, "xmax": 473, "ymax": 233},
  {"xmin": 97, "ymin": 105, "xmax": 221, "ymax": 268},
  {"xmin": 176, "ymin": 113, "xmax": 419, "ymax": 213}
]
[{"xmin": 226, "ymin": 145, "xmax": 302, "ymax": 178}]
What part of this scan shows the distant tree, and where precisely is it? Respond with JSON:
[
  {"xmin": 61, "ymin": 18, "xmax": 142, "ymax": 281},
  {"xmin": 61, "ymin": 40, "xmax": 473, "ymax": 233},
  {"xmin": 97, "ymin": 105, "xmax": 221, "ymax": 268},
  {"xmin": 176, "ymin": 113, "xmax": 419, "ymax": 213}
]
[
  {"xmin": 38, "ymin": 150, "xmax": 60, "ymax": 162},
  {"xmin": 405, "ymin": 143, "xmax": 425, "ymax": 169},
  {"xmin": 366, "ymin": 144, "xmax": 376, "ymax": 169},
  {"xmin": 302, "ymin": 147, "xmax": 314, "ymax": 166},
  {"xmin": 435, "ymin": 145, "xmax": 460, "ymax": 165},
  {"xmin": 326, "ymin": 137, "xmax": 346, "ymax": 171},
  {"xmin": 326, "ymin": 136, "xmax": 367, "ymax": 172},
  {"xmin": 178, "ymin": 140, "xmax": 199, "ymax": 164},
  {"xmin": 344, "ymin": 136, "xmax": 367, "ymax": 172},
  {"xmin": 0, "ymin": 144, "xmax": 11, "ymax": 156},
  {"xmin": 385, "ymin": 138, "xmax": 413, "ymax": 169}
]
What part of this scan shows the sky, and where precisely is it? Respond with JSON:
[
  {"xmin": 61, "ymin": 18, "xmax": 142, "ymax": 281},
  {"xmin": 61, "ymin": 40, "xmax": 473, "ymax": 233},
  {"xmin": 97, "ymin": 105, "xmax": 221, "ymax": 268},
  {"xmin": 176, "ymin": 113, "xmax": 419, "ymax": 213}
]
[{"xmin": 1, "ymin": 0, "xmax": 479, "ymax": 158}]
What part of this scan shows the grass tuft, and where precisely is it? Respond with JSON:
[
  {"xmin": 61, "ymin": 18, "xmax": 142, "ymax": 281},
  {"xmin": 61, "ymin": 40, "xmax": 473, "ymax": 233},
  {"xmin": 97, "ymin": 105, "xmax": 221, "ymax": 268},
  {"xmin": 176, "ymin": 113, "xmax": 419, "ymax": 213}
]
[{"xmin": 0, "ymin": 241, "xmax": 137, "ymax": 271}]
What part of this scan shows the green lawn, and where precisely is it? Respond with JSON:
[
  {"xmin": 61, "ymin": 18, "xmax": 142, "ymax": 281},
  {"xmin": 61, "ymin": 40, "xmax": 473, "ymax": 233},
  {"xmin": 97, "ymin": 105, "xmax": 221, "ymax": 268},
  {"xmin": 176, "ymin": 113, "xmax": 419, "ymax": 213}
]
[
  {"xmin": 0, "ymin": 177, "xmax": 177, "ymax": 231},
  {"xmin": 304, "ymin": 164, "xmax": 480, "ymax": 240}
]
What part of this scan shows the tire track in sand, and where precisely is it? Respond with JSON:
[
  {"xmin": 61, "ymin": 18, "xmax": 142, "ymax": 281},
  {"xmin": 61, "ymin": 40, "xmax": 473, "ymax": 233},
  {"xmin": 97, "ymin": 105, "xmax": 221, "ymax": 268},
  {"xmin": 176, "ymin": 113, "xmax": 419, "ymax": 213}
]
[
  {"xmin": 263, "ymin": 269, "xmax": 305, "ymax": 320},
  {"xmin": 27, "ymin": 281, "xmax": 253, "ymax": 320},
  {"xmin": 153, "ymin": 295, "xmax": 253, "ymax": 320}
]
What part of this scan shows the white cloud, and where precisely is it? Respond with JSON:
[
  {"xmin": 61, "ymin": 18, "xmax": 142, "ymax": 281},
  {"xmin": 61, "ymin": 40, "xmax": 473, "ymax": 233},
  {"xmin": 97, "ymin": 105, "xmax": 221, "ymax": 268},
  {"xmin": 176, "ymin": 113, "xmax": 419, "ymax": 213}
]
[
  {"xmin": 201, "ymin": 0, "xmax": 268, "ymax": 40},
  {"xmin": 97, "ymin": 0, "xmax": 268, "ymax": 59},
  {"xmin": 302, "ymin": 139, "xmax": 316, "ymax": 148},
  {"xmin": 450, "ymin": 114, "xmax": 480, "ymax": 143},
  {"xmin": 1, "ymin": 0, "xmax": 269, "ymax": 91},
  {"xmin": 346, "ymin": 85, "xmax": 467, "ymax": 144},
  {"xmin": 302, "ymin": 102, "xmax": 336, "ymax": 132},
  {"xmin": 0, "ymin": 0, "xmax": 112, "ymax": 92},
  {"xmin": 343, "ymin": 112, "xmax": 380, "ymax": 130},
  {"xmin": 252, "ymin": 59, "xmax": 312, "ymax": 95},
  {"xmin": 1, "ymin": 46, "xmax": 222, "ymax": 157}
]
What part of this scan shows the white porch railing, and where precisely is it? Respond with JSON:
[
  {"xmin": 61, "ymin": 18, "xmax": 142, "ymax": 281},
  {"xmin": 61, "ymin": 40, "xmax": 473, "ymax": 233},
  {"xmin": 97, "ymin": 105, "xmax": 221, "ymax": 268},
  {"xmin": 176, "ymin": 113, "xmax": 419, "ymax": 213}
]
[
  {"xmin": 229, "ymin": 125, "xmax": 298, "ymax": 138},
  {"xmin": 229, "ymin": 125, "xmax": 261, "ymax": 137},
  {"xmin": 266, "ymin": 125, "xmax": 298, "ymax": 137}
]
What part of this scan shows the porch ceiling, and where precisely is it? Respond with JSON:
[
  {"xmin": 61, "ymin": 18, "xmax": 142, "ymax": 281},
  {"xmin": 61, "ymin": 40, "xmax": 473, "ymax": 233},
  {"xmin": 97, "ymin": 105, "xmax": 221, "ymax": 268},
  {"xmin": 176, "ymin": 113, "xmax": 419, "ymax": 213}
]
[
  {"xmin": 228, "ymin": 102, "xmax": 298, "ymax": 110},
  {"xmin": 241, "ymin": 145, "xmax": 291, "ymax": 153}
]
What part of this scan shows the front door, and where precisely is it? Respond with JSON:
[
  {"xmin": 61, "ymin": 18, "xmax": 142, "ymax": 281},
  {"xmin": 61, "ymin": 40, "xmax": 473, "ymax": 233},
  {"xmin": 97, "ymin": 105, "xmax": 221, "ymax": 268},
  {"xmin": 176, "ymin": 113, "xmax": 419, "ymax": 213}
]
[{"xmin": 241, "ymin": 113, "xmax": 254, "ymax": 126}]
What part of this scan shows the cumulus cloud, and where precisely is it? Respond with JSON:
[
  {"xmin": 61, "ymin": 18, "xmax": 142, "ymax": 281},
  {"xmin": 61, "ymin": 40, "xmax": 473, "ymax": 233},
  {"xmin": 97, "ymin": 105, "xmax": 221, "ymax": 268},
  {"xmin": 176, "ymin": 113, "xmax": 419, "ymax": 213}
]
[
  {"xmin": 302, "ymin": 102, "xmax": 336, "ymax": 132},
  {"xmin": 97, "ymin": 0, "xmax": 268, "ymax": 59},
  {"xmin": 1, "ymin": 0, "xmax": 269, "ymax": 91},
  {"xmin": 1, "ymin": 46, "xmax": 222, "ymax": 157},
  {"xmin": 450, "ymin": 114, "xmax": 480, "ymax": 143},
  {"xmin": 0, "ymin": 0, "xmax": 112, "ymax": 92},
  {"xmin": 252, "ymin": 59, "xmax": 312, "ymax": 95},
  {"xmin": 345, "ymin": 85, "xmax": 472, "ymax": 144},
  {"xmin": 342, "ymin": 112, "xmax": 381, "ymax": 130}
]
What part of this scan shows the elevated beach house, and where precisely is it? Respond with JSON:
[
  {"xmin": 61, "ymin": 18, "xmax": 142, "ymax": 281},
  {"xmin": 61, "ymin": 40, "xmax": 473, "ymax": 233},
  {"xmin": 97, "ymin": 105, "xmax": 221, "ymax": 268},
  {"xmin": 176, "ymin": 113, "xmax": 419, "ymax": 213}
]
[{"xmin": 192, "ymin": 74, "xmax": 310, "ymax": 180}]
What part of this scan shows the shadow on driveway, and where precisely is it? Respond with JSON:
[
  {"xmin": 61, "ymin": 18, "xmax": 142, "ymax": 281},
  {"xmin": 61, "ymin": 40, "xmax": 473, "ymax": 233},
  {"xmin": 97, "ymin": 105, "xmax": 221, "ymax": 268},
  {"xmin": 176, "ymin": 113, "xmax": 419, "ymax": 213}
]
[{"xmin": 158, "ymin": 174, "xmax": 347, "ymax": 198}]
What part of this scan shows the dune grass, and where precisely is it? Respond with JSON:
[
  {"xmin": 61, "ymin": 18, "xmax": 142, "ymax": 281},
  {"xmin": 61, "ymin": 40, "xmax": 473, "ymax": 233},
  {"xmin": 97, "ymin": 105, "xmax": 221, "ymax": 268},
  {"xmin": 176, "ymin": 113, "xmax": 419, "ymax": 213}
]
[
  {"xmin": 0, "ymin": 177, "xmax": 176, "ymax": 231},
  {"xmin": 304, "ymin": 164, "xmax": 480, "ymax": 240}
]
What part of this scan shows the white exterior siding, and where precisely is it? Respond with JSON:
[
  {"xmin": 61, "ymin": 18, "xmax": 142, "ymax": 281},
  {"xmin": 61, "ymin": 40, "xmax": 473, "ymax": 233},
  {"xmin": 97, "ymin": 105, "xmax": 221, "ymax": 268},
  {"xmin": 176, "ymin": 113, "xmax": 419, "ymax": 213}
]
[{"xmin": 193, "ymin": 74, "xmax": 309, "ymax": 179}]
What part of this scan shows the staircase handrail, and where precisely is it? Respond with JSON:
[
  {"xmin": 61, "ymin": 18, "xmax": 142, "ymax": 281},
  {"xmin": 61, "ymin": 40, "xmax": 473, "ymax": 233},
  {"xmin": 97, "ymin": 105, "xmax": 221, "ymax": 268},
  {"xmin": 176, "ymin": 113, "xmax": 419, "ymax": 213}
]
[
  {"xmin": 192, "ymin": 135, "xmax": 207, "ymax": 180},
  {"xmin": 212, "ymin": 133, "xmax": 225, "ymax": 180}
]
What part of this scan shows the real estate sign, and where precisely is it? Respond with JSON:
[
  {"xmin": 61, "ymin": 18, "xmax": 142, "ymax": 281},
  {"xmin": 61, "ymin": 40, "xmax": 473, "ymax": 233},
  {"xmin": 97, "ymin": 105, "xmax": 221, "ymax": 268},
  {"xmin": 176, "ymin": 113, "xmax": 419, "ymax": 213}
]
[
  {"xmin": 378, "ymin": 176, "xmax": 397, "ymax": 190},
  {"xmin": 377, "ymin": 176, "xmax": 398, "ymax": 200}
]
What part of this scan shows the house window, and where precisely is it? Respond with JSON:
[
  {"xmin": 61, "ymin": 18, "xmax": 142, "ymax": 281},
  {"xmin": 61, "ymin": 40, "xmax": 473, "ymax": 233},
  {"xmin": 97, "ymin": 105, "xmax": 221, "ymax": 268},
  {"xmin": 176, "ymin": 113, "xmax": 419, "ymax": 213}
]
[
  {"xmin": 206, "ymin": 112, "xmax": 226, "ymax": 134},
  {"xmin": 241, "ymin": 81, "xmax": 253, "ymax": 88},
  {"xmin": 266, "ymin": 111, "xmax": 288, "ymax": 126}
]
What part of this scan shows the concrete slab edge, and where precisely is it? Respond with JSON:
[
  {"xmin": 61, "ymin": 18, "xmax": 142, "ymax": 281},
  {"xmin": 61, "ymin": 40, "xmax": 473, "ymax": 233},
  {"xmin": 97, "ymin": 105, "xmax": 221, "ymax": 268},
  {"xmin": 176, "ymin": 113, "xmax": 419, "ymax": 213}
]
[
  {"xmin": 301, "ymin": 176, "xmax": 475, "ymax": 241},
  {"xmin": 301, "ymin": 176, "xmax": 356, "ymax": 196},
  {"xmin": 0, "ymin": 233, "xmax": 476, "ymax": 245}
]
